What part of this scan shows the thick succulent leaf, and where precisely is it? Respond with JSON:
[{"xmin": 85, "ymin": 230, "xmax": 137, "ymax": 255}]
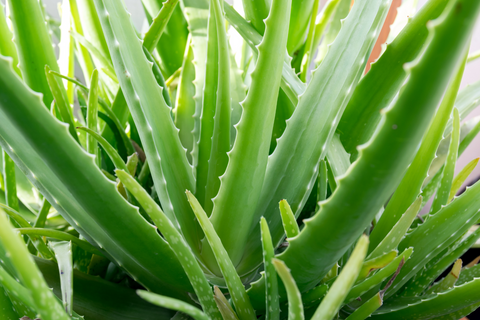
[
  {"xmin": 6, "ymin": 0, "xmax": 59, "ymax": 106},
  {"xmin": 182, "ymin": 0, "xmax": 209, "ymax": 171},
  {"xmin": 449, "ymin": 158, "xmax": 479, "ymax": 202},
  {"xmin": 175, "ymin": 39, "xmax": 196, "ymax": 163},
  {"xmin": 358, "ymin": 251, "xmax": 397, "ymax": 282},
  {"xmin": 187, "ymin": 191, "xmax": 256, "ymax": 320},
  {"xmin": 0, "ymin": 204, "xmax": 54, "ymax": 260},
  {"xmin": 0, "ymin": 55, "xmax": 192, "ymax": 297},
  {"xmin": 301, "ymin": 0, "xmax": 340, "ymax": 82},
  {"xmin": 138, "ymin": 291, "xmax": 209, "ymax": 320},
  {"xmin": 273, "ymin": 259, "xmax": 304, "ymax": 320},
  {"xmin": 0, "ymin": 210, "xmax": 70, "ymax": 319},
  {"xmin": 0, "ymin": 286, "xmax": 19, "ymax": 320},
  {"xmin": 145, "ymin": 1, "xmax": 188, "ymax": 78},
  {"xmin": 370, "ymin": 52, "xmax": 466, "ymax": 248},
  {"xmin": 314, "ymin": 0, "xmax": 350, "ymax": 65},
  {"xmin": 58, "ymin": 0, "xmax": 75, "ymax": 103},
  {"xmin": 337, "ymin": 0, "xmax": 449, "ymax": 156},
  {"xmin": 116, "ymin": 170, "xmax": 222, "ymax": 320},
  {"xmin": 277, "ymin": 0, "xmax": 478, "ymax": 298},
  {"xmin": 204, "ymin": 0, "xmax": 231, "ymax": 215},
  {"xmin": 345, "ymin": 248, "xmax": 412, "ymax": 303},
  {"xmin": 311, "ymin": 235, "xmax": 369, "ymax": 320},
  {"xmin": 426, "ymin": 259, "xmax": 462, "ymax": 295},
  {"xmin": 86, "ymin": 69, "xmax": 100, "ymax": 165},
  {"xmin": 402, "ymin": 227, "xmax": 480, "ymax": 297},
  {"xmin": 223, "ymin": 4, "xmax": 305, "ymax": 103},
  {"xmin": 430, "ymin": 108, "xmax": 461, "ymax": 214},
  {"xmin": 0, "ymin": 2, "xmax": 20, "ymax": 76},
  {"xmin": 241, "ymin": 0, "xmax": 269, "ymax": 33},
  {"xmin": 69, "ymin": 0, "xmax": 96, "ymax": 88},
  {"xmin": 214, "ymin": 286, "xmax": 239, "ymax": 320},
  {"xmin": 45, "ymin": 65, "xmax": 80, "ymax": 143},
  {"xmin": 387, "ymin": 177, "xmax": 480, "ymax": 297},
  {"xmin": 93, "ymin": 0, "xmax": 201, "ymax": 254},
  {"xmin": 245, "ymin": 0, "xmax": 394, "ymax": 290},
  {"xmin": 279, "ymin": 200, "xmax": 300, "ymax": 239},
  {"xmin": 17, "ymin": 228, "xmax": 105, "ymax": 257},
  {"xmin": 261, "ymin": 217, "xmax": 279, "ymax": 320},
  {"xmin": 345, "ymin": 292, "xmax": 383, "ymax": 320},
  {"xmin": 368, "ymin": 197, "xmax": 421, "ymax": 259},
  {"xmin": 208, "ymin": 0, "xmax": 292, "ymax": 266},
  {"xmin": 287, "ymin": 0, "xmax": 315, "ymax": 54},
  {"xmin": 50, "ymin": 241, "xmax": 74, "ymax": 316},
  {"xmin": 2, "ymin": 152, "xmax": 18, "ymax": 213},
  {"xmin": 143, "ymin": 0, "xmax": 180, "ymax": 52},
  {"xmin": 371, "ymin": 277, "xmax": 480, "ymax": 319},
  {"xmin": 35, "ymin": 256, "xmax": 175, "ymax": 320},
  {"xmin": 77, "ymin": 127, "xmax": 128, "ymax": 172}
]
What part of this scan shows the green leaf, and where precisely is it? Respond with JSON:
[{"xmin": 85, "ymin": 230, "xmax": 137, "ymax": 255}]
[
  {"xmin": 138, "ymin": 290, "xmax": 209, "ymax": 320},
  {"xmin": 449, "ymin": 160, "xmax": 479, "ymax": 202},
  {"xmin": 186, "ymin": 191, "xmax": 256, "ymax": 320},
  {"xmin": 76, "ymin": 127, "xmax": 128, "ymax": 172},
  {"xmin": 425, "ymin": 259, "xmax": 462, "ymax": 294},
  {"xmin": 70, "ymin": 31, "xmax": 118, "ymax": 82},
  {"xmin": 345, "ymin": 292, "xmax": 383, "ymax": 320},
  {"xmin": 182, "ymin": 0, "xmax": 209, "ymax": 173},
  {"xmin": 358, "ymin": 251, "xmax": 397, "ymax": 282},
  {"xmin": 16, "ymin": 228, "xmax": 105, "ymax": 257},
  {"xmin": 279, "ymin": 200, "xmax": 300, "ymax": 239},
  {"xmin": 35, "ymin": 256, "xmax": 174, "ymax": 319},
  {"xmin": 388, "ymin": 178, "xmax": 480, "ymax": 297},
  {"xmin": 6, "ymin": 0, "xmax": 59, "ymax": 106},
  {"xmin": 204, "ymin": 0, "xmax": 231, "ymax": 215},
  {"xmin": 368, "ymin": 197, "xmax": 421, "ymax": 259},
  {"xmin": 93, "ymin": 0, "xmax": 201, "ymax": 255},
  {"xmin": 371, "ymin": 277, "xmax": 480, "ymax": 319},
  {"xmin": 195, "ymin": 0, "xmax": 220, "ymax": 212},
  {"xmin": 58, "ymin": 0, "xmax": 75, "ymax": 103},
  {"xmin": 0, "ymin": 55, "xmax": 192, "ymax": 297},
  {"xmin": 0, "ymin": 210, "xmax": 70, "ymax": 319},
  {"xmin": 2, "ymin": 152, "xmax": 18, "ymax": 212},
  {"xmin": 214, "ymin": 286, "xmax": 239, "ymax": 320},
  {"xmin": 337, "ymin": 0, "xmax": 449, "ymax": 156},
  {"xmin": 69, "ymin": 0, "xmax": 96, "ymax": 89},
  {"xmin": 275, "ymin": 0, "xmax": 477, "ymax": 298},
  {"xmin": 300, "ymin": 0, "xmax": 338, "ymax": 82},
  {"xmin": 0, "ymin": 286, "xmax": 19, "ymax": 320},
  {"xmin": 0, "ymin": 204, "xmax": 54, "ymax": 260},
  {"xmin": 0, "ymin": 2, "xmax": 20, "ymax": 77},
  {"xmin": 45, "ymin": 65, "xmax": 80, "ymax": 143},
  {"xmin": 116, "ymin": 170, "xmax": 222, "ymax": 320},
  {"xmin": 87, "ymin": 69, "xmax": 100, "ymax": 166},
  {"xmin": 261, "ymin": 217, "xmax": 280, "ymax": 320},
  {"xmin": 311, "ymin": 235, "xmax": 369, "ymax": 320},
  {"xmin": 50, "ymin": 241, "xmax": 74, "ymax": 316},
  {"xmin": 430, "ymin": 108, "xmax": 461, "ymax": 214},
  {"xmin": 174, "ymin": 38, "xmax": 196, "ymax": 163},
  {"xmin": 369, "ymin": 41, "xmax": 467, "ymax": 249},
  {"xmin": 314, "ymin": 0, "xmax": 350, "ymax": 65},
  {"xmin": 272, "ymin": 259, "xmax": 304, "ymax": 320},
  {"xmin": 209, "ymin": 0, "xmax": 292, "ymax": 266},
  {"xmin": 287, "ymin": 0, "xmax": 315, "ymax": 54},
  {"xmin": 402, "ymin": 226, "xmax": 480, "ymax": 296},
  {"xmin": 224, "ymin": 4, "xmax": 304, "ymax": 105},
  {"xmin": 143, "ymin": 0, "xmax": 180, "ymax": 53},
  {"xmin": 316, "ymin": 160, "xmax": 328, "ymax": 206}
]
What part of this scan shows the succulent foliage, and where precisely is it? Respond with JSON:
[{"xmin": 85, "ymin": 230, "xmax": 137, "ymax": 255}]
[{"xmin": 1, "ymin": 0, "xmax": 480, "ymax": 319}]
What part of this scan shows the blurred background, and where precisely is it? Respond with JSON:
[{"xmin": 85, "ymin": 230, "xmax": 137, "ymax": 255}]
[{"xmin": 4, "ymin": 0, "xmax": 480, "ymax": 189}]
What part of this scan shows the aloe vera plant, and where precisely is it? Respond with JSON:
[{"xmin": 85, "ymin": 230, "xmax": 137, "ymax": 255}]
[{"xmin": 1, "ymin": 0, "xmax": 480, "ymax": 319}]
